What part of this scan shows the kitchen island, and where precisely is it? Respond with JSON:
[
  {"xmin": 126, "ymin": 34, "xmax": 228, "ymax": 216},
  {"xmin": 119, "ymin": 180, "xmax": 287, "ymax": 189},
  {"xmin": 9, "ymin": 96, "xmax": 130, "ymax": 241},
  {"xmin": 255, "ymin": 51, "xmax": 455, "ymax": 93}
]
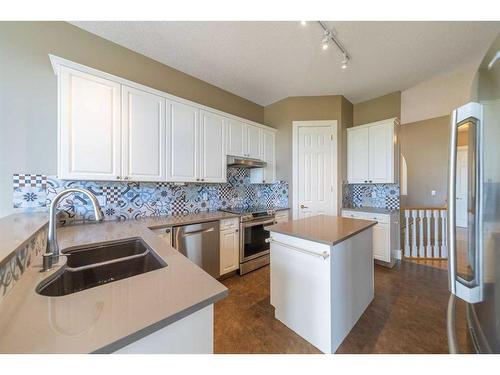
[{"xmin": 265, "ymin": 215, "xmax": 377, "ymax": 353}]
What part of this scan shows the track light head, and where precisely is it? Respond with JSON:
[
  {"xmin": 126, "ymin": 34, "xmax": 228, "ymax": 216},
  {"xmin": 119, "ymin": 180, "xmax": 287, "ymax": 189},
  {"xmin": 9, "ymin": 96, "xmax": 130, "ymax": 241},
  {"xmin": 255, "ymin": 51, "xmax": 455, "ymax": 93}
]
[{"xmin": 341, "ymin": 53, "xmax": 349, "ymax": 69}]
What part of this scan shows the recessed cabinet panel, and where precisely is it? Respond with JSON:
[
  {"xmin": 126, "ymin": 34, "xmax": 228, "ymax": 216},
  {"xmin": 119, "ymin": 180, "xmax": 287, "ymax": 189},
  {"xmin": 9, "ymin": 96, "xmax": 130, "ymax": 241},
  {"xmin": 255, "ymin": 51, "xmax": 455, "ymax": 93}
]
[
  {"xmin": 220, "ymin": 228, "xmax": 239, "ymax": 275},
  {"xmin": 59, "ymin": 67, "xmax": 121, "ymax": 180},
  {"xmin": 250, "ymin": 129, "xmax": 275, "ymax": 184},
  {"xmin": 122, "ymin": 86, "xmax": 166, "ymax": 181},
  {"xmin": 246, "ymin": 125, "xmax": 262, "ymax": 159},
  {"xmin": 167, "ymin": 101, "xmax": 199, "ymax": 182},
  {"xmin": 347, "ymin": 127, "xmax": 369, "ymax": 183},
  {"xmin": 372, "ymin": 223, "xmax": 390, "ymax": 262},
  {"xmin": 226, "ymin": 119, "xmax": 246, "ymax": 157},
  {"xmin": 200, "ymin": 111, "xmax": 226, "ymax": 183},
  {"xmin": 368, "ymin": 123, "xmax": 393, "ymax": 183}
]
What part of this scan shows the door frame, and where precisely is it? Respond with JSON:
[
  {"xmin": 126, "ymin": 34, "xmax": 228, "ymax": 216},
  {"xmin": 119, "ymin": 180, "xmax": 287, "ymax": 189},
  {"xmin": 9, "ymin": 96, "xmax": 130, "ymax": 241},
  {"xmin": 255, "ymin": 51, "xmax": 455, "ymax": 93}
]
[{"xmin": 292, "ymin": 120, "xmax": 339, "ymax": 220}]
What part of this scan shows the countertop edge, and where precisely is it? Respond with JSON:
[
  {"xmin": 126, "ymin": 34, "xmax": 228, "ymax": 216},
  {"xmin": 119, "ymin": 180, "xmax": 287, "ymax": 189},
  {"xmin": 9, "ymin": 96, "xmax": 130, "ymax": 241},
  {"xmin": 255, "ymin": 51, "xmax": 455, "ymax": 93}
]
[
  {"xmin": 0, "ymin": 214, "xmax": 49, "ymax": 267},
  {"xmin": 266, "ymin": 218, "xmax": 377, "ymax": 246},
  {"xmin": 93, "ymin": 288, "xmax": 228, "ymax": 353}
]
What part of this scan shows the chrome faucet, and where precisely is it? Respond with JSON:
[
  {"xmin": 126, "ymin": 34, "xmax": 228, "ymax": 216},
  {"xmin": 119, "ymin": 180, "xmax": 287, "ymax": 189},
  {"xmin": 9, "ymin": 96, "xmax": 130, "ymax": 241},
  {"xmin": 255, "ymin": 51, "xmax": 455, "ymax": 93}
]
[{"xmin": 42, "ymin": 188, "xmax": 104, "ymax": 272}]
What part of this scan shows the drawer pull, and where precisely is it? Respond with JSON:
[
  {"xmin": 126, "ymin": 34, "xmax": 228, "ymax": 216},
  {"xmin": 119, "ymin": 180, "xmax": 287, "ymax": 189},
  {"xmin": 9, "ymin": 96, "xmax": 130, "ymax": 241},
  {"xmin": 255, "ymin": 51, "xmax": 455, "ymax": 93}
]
[{"xmin": 265, "ymin": 237, "xmax": 329, "ymax": 259}]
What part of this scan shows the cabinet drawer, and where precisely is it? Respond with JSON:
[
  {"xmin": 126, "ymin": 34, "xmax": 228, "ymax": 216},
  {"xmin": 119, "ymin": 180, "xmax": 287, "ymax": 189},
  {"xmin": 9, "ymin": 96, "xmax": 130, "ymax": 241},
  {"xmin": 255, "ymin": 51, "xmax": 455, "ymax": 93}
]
[
  {"xmin": 342, "ymin": 210, "xmax": 389, "ymax": 224},
  {"xmin": 220, "ymin": 218, "xmax": 239, "ymax": 231}
]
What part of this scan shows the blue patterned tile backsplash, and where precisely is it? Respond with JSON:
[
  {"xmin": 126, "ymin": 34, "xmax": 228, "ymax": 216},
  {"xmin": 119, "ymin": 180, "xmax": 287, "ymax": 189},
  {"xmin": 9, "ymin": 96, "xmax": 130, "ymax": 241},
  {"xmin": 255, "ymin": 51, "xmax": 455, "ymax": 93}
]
[
  {"xmin": 343, "ymin": 183, "xmax": 399, "ymax": 210},
  {"xmin": 12, "ymin": 169, "xmax": 288, "ymax": 223}
]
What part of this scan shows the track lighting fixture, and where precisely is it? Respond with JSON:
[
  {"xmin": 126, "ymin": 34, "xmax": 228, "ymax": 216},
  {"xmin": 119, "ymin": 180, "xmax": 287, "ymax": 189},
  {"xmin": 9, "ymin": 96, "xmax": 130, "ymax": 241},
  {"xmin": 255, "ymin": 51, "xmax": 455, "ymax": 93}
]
[{"xmin": 299, "ymin": 21, "xmax": 351, "ymax": 70}]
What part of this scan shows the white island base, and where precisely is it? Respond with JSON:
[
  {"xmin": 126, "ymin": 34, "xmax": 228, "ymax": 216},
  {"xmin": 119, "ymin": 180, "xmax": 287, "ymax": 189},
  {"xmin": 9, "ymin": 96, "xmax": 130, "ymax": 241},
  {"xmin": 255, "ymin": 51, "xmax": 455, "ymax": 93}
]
[{"xmin": 269, "ymin": 227, "xmax": 374, "ymax": 353}]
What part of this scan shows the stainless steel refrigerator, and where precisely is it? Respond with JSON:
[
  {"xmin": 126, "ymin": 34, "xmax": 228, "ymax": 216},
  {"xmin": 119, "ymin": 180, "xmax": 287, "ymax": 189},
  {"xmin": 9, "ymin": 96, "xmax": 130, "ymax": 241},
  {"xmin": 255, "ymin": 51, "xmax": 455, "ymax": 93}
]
[{"xmin": 447, "ymin": 34, "xmax": 500, "ymax": 353}]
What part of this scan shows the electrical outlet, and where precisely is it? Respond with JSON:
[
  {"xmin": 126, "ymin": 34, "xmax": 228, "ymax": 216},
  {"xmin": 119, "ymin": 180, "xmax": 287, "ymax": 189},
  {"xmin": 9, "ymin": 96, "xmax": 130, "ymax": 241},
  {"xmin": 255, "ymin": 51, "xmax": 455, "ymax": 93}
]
[{"xmin": 431, "ymin": 190, "xmax": 436, "ymax": 196}]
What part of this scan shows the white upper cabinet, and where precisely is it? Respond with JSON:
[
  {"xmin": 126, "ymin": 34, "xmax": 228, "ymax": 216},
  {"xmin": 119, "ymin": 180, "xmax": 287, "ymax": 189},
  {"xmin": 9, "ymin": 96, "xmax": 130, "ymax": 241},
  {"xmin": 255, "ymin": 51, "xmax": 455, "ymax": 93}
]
[
  {"xmin": 347, "ymin": 127, "xmax": 369, "ymax": 184},
  {"xmin": 246, "ymin": 124, "xmax": 262, "ymax": 159},
  {"xmin": 166, "ymin": 100, "xmax": 199, "ymax": 182},
  {"xmin": 199, "ymin": 110, "xmax": 227, "ymax": 183},
  {"xmin": 122, "ymin": 86, "xmax": 166, "ymax": 182},
  {"xmin": 347, "ymin": 118, "xmax": 398, "ymax": 184},
  {"xmin": 226, "ymin": 119, "xmax": 246, "ymax": 157},
  {"xmin": 52, "ymin": 55, "xmax": 276, "ymax": 183},
  {"xmin": 226, "ymin": 120, "xmax": 263, "ymax": 160},
  {"xmin": 368, "ymin": 122, "xmax": 394, "ymax": 183},
  {"xmin": 250, "ymin": 129, "xmax": 276, "ymax": 183},
  {"xmin": 59, "ymin": 66, "xmax": 121, "ymax": 181}
]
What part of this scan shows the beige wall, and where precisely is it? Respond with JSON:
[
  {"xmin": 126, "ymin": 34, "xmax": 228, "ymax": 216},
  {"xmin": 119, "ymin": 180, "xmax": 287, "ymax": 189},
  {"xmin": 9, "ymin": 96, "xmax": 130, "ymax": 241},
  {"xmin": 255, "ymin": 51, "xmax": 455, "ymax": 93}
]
[
  {"xmin": 400, "ymin": 115, "xmax": 450, "ymax": 207},
  {"xmin": 0, "ymin": 22, "xmax": 264, "ymax": 217},
  {"xmin": 263, "ymin": 95, "xmax": 352, "ymax": 208},
  {"xmin": 353, "ymin": 91, "xmax": 401, "ymax": 126},
  {"xmin": 401, "ymin": 63, "xmax": 476, "ymax": 124}
]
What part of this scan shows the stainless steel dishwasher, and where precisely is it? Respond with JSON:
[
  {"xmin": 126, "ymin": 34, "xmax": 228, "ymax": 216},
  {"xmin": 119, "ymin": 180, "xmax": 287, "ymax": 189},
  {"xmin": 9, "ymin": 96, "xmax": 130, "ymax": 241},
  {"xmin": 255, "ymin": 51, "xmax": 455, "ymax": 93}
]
[{"xmin": 172, "ymin": 221, "xmax": 220, "ymax": 278}]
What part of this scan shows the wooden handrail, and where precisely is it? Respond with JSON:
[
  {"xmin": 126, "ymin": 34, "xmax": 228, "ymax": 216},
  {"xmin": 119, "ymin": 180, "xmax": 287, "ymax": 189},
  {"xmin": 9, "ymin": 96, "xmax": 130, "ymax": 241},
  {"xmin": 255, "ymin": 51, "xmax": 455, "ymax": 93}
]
[{"xmin": 401, "ymin": 206, "xmax": 447, "ymax": 211}]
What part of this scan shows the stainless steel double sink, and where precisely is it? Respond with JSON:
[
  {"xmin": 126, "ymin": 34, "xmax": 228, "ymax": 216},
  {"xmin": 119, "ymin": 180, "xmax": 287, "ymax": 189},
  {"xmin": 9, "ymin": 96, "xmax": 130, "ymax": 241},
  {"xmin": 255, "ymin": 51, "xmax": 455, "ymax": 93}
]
[{"xmin": 37, "ymin": 238, "xmax": 167, "ymax": 297}]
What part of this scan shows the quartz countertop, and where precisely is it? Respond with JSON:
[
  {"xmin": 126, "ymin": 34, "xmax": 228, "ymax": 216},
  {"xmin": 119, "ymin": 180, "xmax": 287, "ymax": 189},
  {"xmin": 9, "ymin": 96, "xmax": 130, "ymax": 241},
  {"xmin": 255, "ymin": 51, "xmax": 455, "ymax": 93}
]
[
  {"xmin": 0, "ymin": 212, "xmax": 49, "ymax": 265},
  {"xmin": 342, "ymin": 207, "xmax": 399, "ymax": 215},
  {"xmin": 0, "ymin": 216, "xmax": 229, "ymax": 353},
  {"xmin": 265, "ymin": 214, "xmax": 377, "ymax": 246}
]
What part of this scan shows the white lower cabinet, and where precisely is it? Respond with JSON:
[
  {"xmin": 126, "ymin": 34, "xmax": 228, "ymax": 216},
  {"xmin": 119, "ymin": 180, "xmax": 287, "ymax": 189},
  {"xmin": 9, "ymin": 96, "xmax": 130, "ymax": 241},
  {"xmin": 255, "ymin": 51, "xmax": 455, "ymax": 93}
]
[
  {"xmin": 115, "ymin": 305, "xmax": 213, "ymax": 354},
  {"xmin": 341, "ymin": 209, "xmax": 399, "ymax": 265},
  {"xmin": 372, "ymin": 223, "xmax": 390, "ymax": 262},
  {"xmin": 275, "ymin": 210, "xmax": 289, "ymax": 223},
  {"xmin": 219, "ymin": 218, "xmax": 240, "ymax": 275}
]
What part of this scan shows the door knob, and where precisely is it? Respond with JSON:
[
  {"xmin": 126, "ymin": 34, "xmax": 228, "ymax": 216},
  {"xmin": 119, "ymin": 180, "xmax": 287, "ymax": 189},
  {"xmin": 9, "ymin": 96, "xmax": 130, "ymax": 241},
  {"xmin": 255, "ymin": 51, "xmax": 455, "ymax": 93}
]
[{"xmin": 300, "ymin": 204, "xmax": 309, "ymax": 209}]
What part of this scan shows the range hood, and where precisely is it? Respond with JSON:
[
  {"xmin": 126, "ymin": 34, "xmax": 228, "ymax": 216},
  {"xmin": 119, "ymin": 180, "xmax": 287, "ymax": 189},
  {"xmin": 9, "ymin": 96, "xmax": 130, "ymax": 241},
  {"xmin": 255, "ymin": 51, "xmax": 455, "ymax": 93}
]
[{"xmin": 227, "ymin": 156, "xmax": 267, "ymax": 169}]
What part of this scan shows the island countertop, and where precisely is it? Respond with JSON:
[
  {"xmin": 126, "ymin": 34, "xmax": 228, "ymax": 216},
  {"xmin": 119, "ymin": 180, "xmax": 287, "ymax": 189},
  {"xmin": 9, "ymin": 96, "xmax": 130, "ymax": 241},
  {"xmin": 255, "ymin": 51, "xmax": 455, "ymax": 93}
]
[
  {"xmin": 0, "ymin": 219, "xmax": 228, "ymax": 353},
  {"xmin": 265, "ymin": 214, "xmax": 377, "ymax": 246}
]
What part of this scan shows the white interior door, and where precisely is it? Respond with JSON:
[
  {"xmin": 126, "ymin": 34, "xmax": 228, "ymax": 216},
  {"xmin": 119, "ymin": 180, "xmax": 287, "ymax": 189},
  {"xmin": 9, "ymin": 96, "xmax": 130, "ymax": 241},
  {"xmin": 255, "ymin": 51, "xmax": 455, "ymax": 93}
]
[
  {"xmin": 294, "ymin": 122, "xmax": 337, "ymax": 219},
  {"xmin": 456, "ymin": 147, "xmax": 468, "ymax": 228},
  {"xmin": 122, "ymin": 85, "xmax": 166, "ymax": 182}
]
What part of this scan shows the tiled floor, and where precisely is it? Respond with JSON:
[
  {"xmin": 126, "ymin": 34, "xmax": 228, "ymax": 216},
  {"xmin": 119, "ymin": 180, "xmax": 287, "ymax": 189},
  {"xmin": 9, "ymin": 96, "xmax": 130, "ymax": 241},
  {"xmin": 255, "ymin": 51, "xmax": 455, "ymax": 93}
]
[{"xmin": 214, "ymin": 261, "xmax": 471, "ymax": 354}]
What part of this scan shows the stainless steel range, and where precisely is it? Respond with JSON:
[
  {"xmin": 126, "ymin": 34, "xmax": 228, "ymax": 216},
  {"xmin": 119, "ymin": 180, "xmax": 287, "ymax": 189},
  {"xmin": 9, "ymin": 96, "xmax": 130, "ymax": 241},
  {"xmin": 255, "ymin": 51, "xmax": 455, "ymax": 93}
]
[{"xmin": 221, "ymin": 207, "xmax": 277, "ymax": 275}]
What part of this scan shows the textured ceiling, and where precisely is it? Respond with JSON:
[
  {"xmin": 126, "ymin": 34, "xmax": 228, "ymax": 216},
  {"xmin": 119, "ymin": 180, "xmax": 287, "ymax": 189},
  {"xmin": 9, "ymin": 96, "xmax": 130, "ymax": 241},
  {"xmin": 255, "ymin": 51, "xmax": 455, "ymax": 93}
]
[{"xmin": 71, "ymin": 21, "xmax": 500, "ymax": 105}]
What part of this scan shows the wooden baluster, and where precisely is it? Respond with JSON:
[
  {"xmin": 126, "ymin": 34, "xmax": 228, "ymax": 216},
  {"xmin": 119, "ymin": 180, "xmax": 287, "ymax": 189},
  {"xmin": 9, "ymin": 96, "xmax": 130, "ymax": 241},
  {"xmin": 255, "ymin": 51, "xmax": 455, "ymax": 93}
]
[
  {"xmin": 433, "ymin": 209, "xmax": 440, "ymax": 257},
  {"xmin": 426, "ymin": 209, "xmax": 432, "ymax": 258},
  {"xmin": 411, "ymin": 210, "xmax": 418, "ymax": 257},
  {"xmin": 404, "ymin": 210, "xmax": 411, "ymax": 257},
  {"xmin": 440, "ymin": 210, "xmax": 447, "ymax": 258}
]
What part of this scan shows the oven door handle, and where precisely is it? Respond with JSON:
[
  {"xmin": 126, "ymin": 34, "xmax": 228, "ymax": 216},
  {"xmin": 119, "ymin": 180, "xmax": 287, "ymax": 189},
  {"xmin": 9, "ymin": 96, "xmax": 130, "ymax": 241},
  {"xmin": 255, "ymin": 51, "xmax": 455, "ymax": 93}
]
[{"xmin": 242, "ymin": 218, "xmax": 276, "ymax": 227}]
